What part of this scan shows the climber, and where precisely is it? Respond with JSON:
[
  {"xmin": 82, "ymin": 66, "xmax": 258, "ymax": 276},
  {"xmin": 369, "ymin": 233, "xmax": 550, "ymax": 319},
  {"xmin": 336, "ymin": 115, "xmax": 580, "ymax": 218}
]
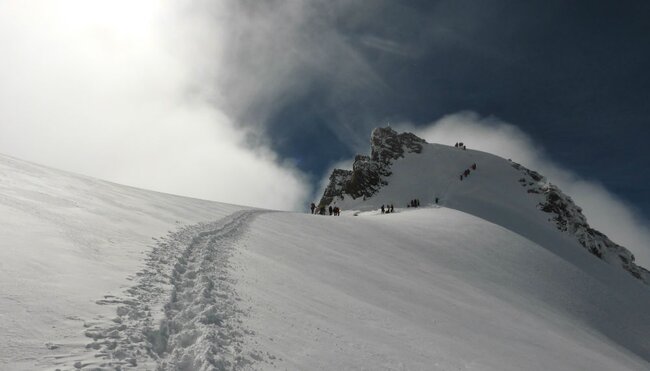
[
  {"xmin": 310, "ymin": 203, "xmax": 316, "ymax": 214},
  {"xmin": 329, "ymin": 205, "xmax": 333, "ymax": 216},
  {"xmin": 381, "ymin": 205, "xmax": 385, "ymax": 214},
  {"xmin": 390, "ymin": 204, "xmax": 394, "ymax": 213}
]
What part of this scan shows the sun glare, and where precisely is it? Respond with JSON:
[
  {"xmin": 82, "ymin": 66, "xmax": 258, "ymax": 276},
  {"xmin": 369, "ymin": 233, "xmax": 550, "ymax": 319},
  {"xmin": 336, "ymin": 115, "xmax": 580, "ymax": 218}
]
[{"xmin": 55, "ymin": 0, "xmax": 162, "ymax": 39}]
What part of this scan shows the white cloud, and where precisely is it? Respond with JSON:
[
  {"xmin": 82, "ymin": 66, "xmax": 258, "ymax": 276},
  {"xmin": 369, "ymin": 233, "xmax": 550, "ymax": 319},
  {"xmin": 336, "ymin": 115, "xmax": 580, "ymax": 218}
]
[
  {"xmin": 0, "ymin": 1, "xmax": 310, "ymax": 210},
  {"xmin": 404, "ymin": 111, "xmax": 650, "ymax": 267}
]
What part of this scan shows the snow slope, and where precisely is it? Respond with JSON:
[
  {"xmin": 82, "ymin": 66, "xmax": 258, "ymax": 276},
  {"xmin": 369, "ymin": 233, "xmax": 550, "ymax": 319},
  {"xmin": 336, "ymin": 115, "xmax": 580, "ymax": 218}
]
[
  {"xmin": 1, "ymin": 152, "xmax": 649, "ymax": 370},
  {"xmin": 234, "ymin": 209, "xmax": 650, "ymax": 370},
  {"xmin": 0, "ymin": 154, "xmax": 245, "ymax": 369}
]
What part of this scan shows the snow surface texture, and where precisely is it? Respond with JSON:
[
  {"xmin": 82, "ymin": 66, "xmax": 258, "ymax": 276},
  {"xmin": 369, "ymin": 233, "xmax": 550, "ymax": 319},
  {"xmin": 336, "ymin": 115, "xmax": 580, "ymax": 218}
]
[
  {"xmin": 0, "ymin": 154, "xmax": 247, "ymax": 369},
  {"xmin": 234, "ymin": 209, "xmax": 650, "ymax": 370},
  {"xmin": 2, "ymin": 150, "xmax": 650, "ymax": 370},
  {"xmin": 320, "ymin": 127, "xmax": 650, "ymax": 284},
  {"xmin": 82, "ymin": 210, "xmax": 267, "ymax": 370}
]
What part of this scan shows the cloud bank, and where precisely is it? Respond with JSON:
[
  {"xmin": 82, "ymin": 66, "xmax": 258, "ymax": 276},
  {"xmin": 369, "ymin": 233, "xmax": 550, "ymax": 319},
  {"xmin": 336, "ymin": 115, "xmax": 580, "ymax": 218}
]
[
  {"xmin": 404, "ymin": 112, "xmax": 650, "ymax": 267},
  {"xmin": 0, "ymin": 1, "xmax": 309, "ymax": 210}
]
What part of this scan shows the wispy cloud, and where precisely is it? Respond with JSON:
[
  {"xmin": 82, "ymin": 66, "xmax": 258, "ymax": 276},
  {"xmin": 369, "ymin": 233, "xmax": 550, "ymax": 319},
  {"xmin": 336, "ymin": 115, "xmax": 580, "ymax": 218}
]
[
  {"xmin": 358, "ymin": 35, "xmax": 418, "ymax": 58},
  {"xmin": 200, "ymin": 0, "xmax": 391, "ymax": 150},
  {"xmin": 402, "ymin": 111, "xmax": 650, "ymax": 267}
]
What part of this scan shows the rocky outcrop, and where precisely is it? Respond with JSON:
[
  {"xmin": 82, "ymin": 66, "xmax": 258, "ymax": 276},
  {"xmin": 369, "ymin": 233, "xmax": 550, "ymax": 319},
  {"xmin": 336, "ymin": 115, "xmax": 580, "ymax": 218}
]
[
  {"xmin": 319, "ymin": 127, "xmax": 424, "ymax": 207},
  {"xmin": 512, "ymin": 161, "xmax": 650, "ymax": 284}
]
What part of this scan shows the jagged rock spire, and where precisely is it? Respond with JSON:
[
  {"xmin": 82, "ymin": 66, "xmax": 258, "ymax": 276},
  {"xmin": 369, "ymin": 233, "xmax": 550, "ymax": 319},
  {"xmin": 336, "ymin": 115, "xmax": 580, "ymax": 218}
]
[{"xmin": 319, "ymin": 127, "xmax": 425, "ymax": 207}]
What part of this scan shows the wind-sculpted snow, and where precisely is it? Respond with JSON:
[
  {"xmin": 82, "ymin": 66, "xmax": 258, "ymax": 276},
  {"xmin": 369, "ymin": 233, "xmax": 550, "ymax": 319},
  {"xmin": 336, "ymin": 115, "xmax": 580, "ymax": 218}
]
[{"xmin": 76, "ymin": 210, "xmax": 268, "ymax": 370}]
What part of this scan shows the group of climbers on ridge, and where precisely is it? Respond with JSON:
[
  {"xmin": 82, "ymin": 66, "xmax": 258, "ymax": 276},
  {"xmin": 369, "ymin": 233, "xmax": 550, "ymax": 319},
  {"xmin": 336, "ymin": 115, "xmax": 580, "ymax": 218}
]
[
  {"xmin": 310, "ymin": 203, "xmax": 340, "ymax": 216},
  {"xmin": 381, "ymin": 204, "xmax": 395, "ymax": 214}
]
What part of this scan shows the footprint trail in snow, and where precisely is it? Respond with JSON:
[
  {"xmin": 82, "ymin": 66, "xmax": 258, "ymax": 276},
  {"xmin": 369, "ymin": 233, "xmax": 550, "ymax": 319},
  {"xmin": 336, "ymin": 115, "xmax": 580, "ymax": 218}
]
[{"xmin": 75, "ymin": 210, "xmax": 268, "ymax": 370}]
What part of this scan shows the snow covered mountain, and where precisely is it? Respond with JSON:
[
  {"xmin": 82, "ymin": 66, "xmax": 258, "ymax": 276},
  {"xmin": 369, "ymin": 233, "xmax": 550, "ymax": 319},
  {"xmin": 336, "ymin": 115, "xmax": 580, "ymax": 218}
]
[
  {"xmin": 1, "ymin": 145, "xmax": 650, "ymax": 370},
  {"xmin": 320, "ymin": 127, "xmax": 650, "ymax": 285}
]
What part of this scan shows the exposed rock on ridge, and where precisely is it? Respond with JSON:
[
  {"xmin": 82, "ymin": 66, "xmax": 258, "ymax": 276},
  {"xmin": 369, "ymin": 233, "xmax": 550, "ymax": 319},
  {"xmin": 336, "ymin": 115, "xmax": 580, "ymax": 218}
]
[
  {"xmin": 512, "ymin": 161, "xmax": 650, "ymax": 284},
  {"xmin": 319, "ymin": 127, "xmax": 424, "ymax": 207}
]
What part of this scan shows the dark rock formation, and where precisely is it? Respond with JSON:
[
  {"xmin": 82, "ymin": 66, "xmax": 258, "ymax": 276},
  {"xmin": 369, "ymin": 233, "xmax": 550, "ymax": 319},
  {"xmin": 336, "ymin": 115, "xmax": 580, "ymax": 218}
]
[{"xmin": 319, "ymin": 127, "xmax": 425, "ymax": 207}]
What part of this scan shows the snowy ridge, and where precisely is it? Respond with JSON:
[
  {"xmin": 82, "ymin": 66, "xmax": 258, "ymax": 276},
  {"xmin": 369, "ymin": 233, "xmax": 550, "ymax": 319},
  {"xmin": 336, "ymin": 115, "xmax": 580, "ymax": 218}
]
[{"xmin": 320, "ymin": 127, "xmax": 650, "ymax": 285}]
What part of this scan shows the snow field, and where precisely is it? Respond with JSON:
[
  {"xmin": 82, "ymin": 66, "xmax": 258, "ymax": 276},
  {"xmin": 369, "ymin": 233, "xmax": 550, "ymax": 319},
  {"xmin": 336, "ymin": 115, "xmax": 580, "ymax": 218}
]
[{"xmin": 233, "ymin": 209, "xmax": 650, "ymax": 370}]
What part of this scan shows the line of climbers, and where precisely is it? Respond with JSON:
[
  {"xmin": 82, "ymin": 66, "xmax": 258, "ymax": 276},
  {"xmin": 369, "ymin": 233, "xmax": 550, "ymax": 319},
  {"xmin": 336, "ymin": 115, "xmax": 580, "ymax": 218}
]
[
  {"xmin": 310, "ymin": 203, "xmax": 341, "ymax": 216},
  {"xmin": 454, "ymin": 142, "xmax": 467, "ymax": 150},
  {"xmin": 312, "ymin": 196, "xmax": 440, "ymax": 216},
  {"xmin": 383, "ymin": 198, "xmax": 421, "ymax": 214},
  {"xmin": 459, "ymin": 163, "xmax": 477, "ymax": 181}
]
